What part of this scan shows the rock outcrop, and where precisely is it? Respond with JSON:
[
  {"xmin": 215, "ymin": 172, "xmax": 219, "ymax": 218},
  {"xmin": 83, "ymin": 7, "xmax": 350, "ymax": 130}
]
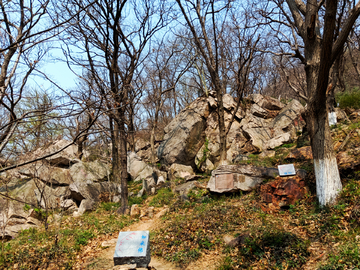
[
  {"xmin": 158, "ymin": 93, "xmax": 305, "ymax": 170},
  {"xmin": 0, "ymin": 141, "xmax": 120, "ymax": 238}
]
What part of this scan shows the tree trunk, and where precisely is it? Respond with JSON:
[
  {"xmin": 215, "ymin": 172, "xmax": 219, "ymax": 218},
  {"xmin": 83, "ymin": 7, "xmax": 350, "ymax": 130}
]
[
  {"xmin": 150, "ymin": 124, "xmax": 157, "ymax": 165},
  {"xmin": 128, "ymin": 106, "xmax": 135, "ymax": 152},
  {"xmin": 303, "ymin": 7, "xmax": 342, "ymax": 205},
  {"xmin": 150, "ymin": 104, "xmax": 160, "ymax": 165},
  {"xmin": 305, "ymin": 105, "xmax": 342, "ymax": 205},
  {"xmin": 215, "ymin": 79, "xmax": 227, "ymax": 164},
  {"xmin": 117, "ymin": 108, "xmax": 129, "ymax": 214},
  {"xmin": 110, "ymin": 117, "xmax": 121, "ymax": 185}
]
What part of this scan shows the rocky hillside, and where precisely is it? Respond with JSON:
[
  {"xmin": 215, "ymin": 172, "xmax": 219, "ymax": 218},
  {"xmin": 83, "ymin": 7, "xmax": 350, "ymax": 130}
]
[{"xmin": 1, "ymin": 94, "xmax": 360, "ymax": 269}]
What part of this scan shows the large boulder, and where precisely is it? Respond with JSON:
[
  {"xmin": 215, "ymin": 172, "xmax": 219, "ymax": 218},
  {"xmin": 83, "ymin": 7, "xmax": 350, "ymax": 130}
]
[
  {"xmin": 249, "ymin": 94, "xmax": 285, "ymax": 111},
  {"xmin": 68, "ymin": 180, "xmax": 120, "ymax": 204},
  {"xmin": 31, "ymin": 140, "xmax": 82, "ymax": 167},
  {"xmin": 0, "ymin": 201, "xmax": 42, "ymax": 239},
  {"xmin": 157, "ymin": 97, "xmax": 210, "ymax": 166},
  {"xmin": 207, "ymin": 164, "xmax": 280, "ymax": 193},
  {"xmin": 264, "ymin": 133, "xmax": 292, "ymax": 150},
  {"xmin": 202, "ymin": 107, "xmax": 246, "ymax": 165},
  {"xmin": 70, "ymin": 160, "xmax": 109, "ymax": 183},
  {"xmin": 73, "ymin": 199, "xmax": 95, "ymax": 217},
  {"xmin": 18, "ymin": 163, "xmax": 73, "ymax": 185},
  {"xmin": 127, "ymin": 152, "xmax": 155, "ymax": 182},
  {"xmin": 269, "ymin": 99, "xmax": 305, "ymax": 138},
  {"xmin": 169, "ymin": 163, "xmax": 194, "ymax": 180},
  {"xmin": 1, "ymin": 178, "xmax": 70, "ymax": 209},
  {"xmin": 157, "ymin": 93, "xmax": 305, "ymax": 167}
]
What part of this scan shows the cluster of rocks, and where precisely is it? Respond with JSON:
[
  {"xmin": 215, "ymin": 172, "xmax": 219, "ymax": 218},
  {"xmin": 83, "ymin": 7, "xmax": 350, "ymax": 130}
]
[
  {"xmin": 0, "ymin": 140, "xmax": 118, "ymax": 239},
  {"xmin": 128, "ymin": 93, "xmax": 349, "ymax": 205},
  {"xmin": 156, "ymin": 92, "xmax": 306, "ymax": 172}
]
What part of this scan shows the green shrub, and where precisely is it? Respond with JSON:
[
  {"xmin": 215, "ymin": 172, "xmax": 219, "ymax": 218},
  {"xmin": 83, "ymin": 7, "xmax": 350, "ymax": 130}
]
[{"xmin": 336, "ymin": 87, "xmax": 360, "ymax": 109}]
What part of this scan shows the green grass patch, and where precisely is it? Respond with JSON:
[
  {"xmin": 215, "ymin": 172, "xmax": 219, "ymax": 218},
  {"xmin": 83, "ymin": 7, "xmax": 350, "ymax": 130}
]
[{"xmin": 149, "ymin": 187, "xmax": 175, "ymax": 207}]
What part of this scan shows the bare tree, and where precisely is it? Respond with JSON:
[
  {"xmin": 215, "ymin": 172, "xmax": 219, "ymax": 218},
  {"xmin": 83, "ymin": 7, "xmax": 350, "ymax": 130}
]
[
  {"xmin": 60, "ymin": 0, "xmax": 169, "ymax": 213},
  {"xmin": 142, "ymin": 36, "xmax": 193, "ymax": 164}
]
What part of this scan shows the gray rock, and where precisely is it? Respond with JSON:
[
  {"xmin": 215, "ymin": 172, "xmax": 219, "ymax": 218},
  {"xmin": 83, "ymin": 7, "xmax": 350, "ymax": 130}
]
[
  {"xmin": 102, "ymin": 238, "xmax": 117, "ymax": 247},
  {"xmin": 134, "ymin": 138, "xmax": 150, "ymax": 152},
  {"xmin": 269, "ymin": 99, "xmax": 305, "ymax": 135},
  {"xmin": 157, "ymin": 176, "xmax": 166, "ymax": 185},
  {"xmin": 127, "ymin": 152, "xmax": 158, "ymax": 182},
  {"xmin": 242, "ymin": 127, "xmax": 272, "ymax": 152},
  {"xmin": 250, "ymin": 103, "xmax": 269, "ymax": 119},
  {"xmin": 19, "ymin": 163, "xmax": 73, "ymax": 185},
  {"xmin": 264, "ymin": 133, "xmax": 292, "ymax": 150},
  {"xmin": 77, "ymin": 199, "xmax": 95, "ymax": 215},
  {"xmin": 130, "ymin": 204, "xmax": 140, "ymax": 217},
  {"xmin": 34, "ymin": 184, "xmax": 70, "ymax": 209},
  {"xmin": 0, "ymin": 201, "xmax": 42, "ymax": 239},
  {"xmin": 137, "ymin": 188, "xmax": 145, "ymax": 198},
  {"xmin": 223, "ymin": 93, "xmax": 237, "ymax": 111},
  {"xmin": 127, "ymin": 152, "xmax": 147, "ymax": 179},
  {"xmin": 70, "ymin": 160, "xmax": 109, "ymax": 183},
  {"xmin": 112, "ymin": 195, "xmax": 121, "ymax": 203},
  {"xmin": 25, "ymin": 140, "xmax": 84, "ymax": 167},
  {"xmin": 134, "ymin": 165, "xmax": 154, "ymax": 183},
  {"xmin": 60, "ymin": 198, "xmax": 77, "ymax": 210},
  {"xmin": 335, "ymin": 107, "xmax": 348, "ymax": 121},
  {"xmin": 250, "ymin": 94, "xmax": 285, "ymax": 111},
  {"xmin": 207, "ymin": 96, "xmax": 217, "ymax": 108},
  {"xmin": 174, "ymin": 181, "xmax": 198, "ymax": 196},
  {"xmin": 259, "ymin": 150, "xmax": 276, "ymax": 159},
  {"xmin": 69, "ymin": 181, "xmax": 119, "ymax": 203},
  {"xmin": 169, "ymin": 164, "xmax": 194, "ymax": 180},
  {"xmin": 157, "ymin": 97, "xmax": 209, "ymax": 166}
]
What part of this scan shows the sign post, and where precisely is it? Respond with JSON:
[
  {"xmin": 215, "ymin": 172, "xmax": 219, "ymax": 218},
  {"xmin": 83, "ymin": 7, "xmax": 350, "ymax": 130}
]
[
  {"xmin": 278, "ymin": 164, "xmax": 296, "ymax": 177},
  {"xmin": 114, "ymin": 231, "xmax": 151, "ymax": 268}
]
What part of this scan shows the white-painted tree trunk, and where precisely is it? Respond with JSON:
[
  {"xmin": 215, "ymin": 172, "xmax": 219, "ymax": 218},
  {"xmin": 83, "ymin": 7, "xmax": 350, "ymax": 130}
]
[{"xmin": 314, "ymin": 156, "xmax": 342, "ymax": 206}]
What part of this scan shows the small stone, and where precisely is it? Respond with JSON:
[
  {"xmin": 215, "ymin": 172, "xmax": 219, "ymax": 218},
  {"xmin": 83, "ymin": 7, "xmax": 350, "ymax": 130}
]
[
  {"xmin": 102, "ymin": 238, "xmax": 118, "ymax": 247},
  {"xmin": 140, "ymin": 208, "xmax": 147, "ymax": 218},
  {"xmin": 130, "ymin": 204, "xmax": 140, "ymax": 217},
  {"xmin": 148, "ymin": 207, "xmax": 154, "ymax": 218},
  {"xmin": 113, "ymin": 196, "xmax": 121, "ymax": 203},
  {"xmin": 137, "ymin": 188, "xmax": 145, "ymax": 197},
  {"xmin": 155, "ymin": 207, "xmax": 169, "ymax": 218},
  {"xmin": 157, "ymin": 176, "xmax": 166, "ymax": 185}
]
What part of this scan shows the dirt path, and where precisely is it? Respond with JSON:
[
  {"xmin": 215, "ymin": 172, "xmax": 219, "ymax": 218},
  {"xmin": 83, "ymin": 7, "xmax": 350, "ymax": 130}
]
[
  {"xmin": 74, "ymin": 209, "xmax": 180, "ymax": 270},
  {"xmin": 74, "ymin": 208, "xmax": 222, "ymax": 270}
]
